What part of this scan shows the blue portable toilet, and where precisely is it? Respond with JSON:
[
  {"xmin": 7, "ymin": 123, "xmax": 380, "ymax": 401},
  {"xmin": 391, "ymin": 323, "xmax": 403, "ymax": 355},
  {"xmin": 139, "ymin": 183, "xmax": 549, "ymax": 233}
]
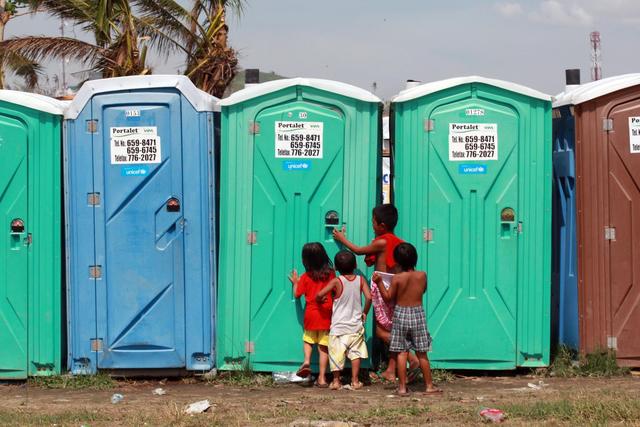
[
  {"xmin": 551, "ymin": 72, "xmax": 579, "ymax": 350},
  {"xmin": 65, "ymin": 76, "xmax": 218, "ymax": 374}
]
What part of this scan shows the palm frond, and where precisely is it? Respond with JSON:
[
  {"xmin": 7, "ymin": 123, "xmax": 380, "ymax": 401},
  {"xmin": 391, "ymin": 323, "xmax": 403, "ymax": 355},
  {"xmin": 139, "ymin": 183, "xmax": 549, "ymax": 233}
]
[
  {"xmin": 0, "ymin": 49, "xmax": 42, "ymax": 89},
  {"xmin": 0, "ymin": 36, "xmax": 104, "ymax": 67}
]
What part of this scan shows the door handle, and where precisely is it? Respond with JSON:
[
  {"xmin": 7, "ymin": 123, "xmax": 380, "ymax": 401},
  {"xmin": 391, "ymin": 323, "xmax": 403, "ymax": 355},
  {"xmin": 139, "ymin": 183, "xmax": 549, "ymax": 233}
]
[
  {"xmin": 324, "ymin": 210, "xmax": 340, "ymax": 240},
  {"xmin": 10, "ymin": 218, "xmax": 25, "ymax": 234},
  {"xmin": 166, "ymin": 197, "xmax": 181, "ymax": 212}
]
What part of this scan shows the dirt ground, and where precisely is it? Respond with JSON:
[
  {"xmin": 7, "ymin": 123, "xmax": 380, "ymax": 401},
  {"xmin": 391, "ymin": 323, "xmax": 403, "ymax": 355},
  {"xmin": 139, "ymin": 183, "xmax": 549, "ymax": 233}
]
[{"xmin": 0, "ymin": 373, "xmax": 639, "ymax": 426}]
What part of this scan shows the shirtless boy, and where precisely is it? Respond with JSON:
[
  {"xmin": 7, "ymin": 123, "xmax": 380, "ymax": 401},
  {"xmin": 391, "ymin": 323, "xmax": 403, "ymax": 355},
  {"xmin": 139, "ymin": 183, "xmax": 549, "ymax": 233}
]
[{"xmin": 373, "ymin": 243, "xmax": 442, "ymax": 396}]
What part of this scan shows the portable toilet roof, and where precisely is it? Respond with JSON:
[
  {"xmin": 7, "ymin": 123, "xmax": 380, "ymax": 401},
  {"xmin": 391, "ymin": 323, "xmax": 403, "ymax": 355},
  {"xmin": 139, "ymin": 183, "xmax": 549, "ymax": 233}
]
[
  {"xmin": 553, "ymin": 73, "xmax": 640, "ymax": 107},
  {"xmin": 0, "ymin": 90, "xmax": 67, "ymax": 115},
  {"xmin": 220, "ymin": 77, "xmax": 381, "ymax": 105},
  {"xmin": 65, "ymin": 75, "xmax": 219, "ymax": 119},
  {"xmin": 392, "ymin": 75, "xmax": 551, "ymax": 103}
]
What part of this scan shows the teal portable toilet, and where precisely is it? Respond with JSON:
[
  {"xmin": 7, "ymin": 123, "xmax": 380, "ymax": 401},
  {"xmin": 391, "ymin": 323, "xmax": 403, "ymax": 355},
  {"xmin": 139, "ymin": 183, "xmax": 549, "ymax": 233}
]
[
  {"xmin": 0, "ymin": 91, "xmax": 65, "ymax": 378},
  {"xmin": 392, "ymin": 76, "xmax": 552, "ymax": 369},
  {"xmin": 217, "ymin": 78, "xmax": 381, "ymax": 372}
]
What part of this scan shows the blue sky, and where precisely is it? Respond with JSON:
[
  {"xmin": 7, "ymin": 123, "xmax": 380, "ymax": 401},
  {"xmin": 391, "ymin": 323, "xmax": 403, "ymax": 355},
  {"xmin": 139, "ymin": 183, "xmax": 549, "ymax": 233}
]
[{"xmin": 6, "ymin": 0, "xmax": 640, "ymax": 99}]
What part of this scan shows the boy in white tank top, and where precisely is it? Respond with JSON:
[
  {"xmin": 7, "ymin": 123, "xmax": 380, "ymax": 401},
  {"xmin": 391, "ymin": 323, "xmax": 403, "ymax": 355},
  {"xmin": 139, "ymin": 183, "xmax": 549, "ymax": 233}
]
[{"xmin": 316, "ymin": 250, "xmax": 372, "ymax": 390}]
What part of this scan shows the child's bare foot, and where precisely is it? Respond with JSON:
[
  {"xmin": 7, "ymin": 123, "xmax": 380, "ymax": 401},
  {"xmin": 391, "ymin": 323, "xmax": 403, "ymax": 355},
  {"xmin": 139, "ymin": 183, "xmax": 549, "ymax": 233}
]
[
  {"xmin": 329, "ymin": 380, "xmax": 341, "ymax": 390},
  {"xmin": 396, "ymin": 387, "xmax": 410, "ymax": 397},
  {"xmin": 423, "ymin": 385, "xmax": 443, "ymax": 395},
  {"xmin": 381, "ymin": 369, "xmax": 396, "ymax": 382},
  {"xmin": 350, "ymin": 381, "xmax": 363, "ymax": 390}
]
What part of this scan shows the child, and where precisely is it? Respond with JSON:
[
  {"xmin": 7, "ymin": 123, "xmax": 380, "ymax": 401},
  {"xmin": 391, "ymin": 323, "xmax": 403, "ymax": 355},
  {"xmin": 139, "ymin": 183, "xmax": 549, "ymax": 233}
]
[
  {"xmin": 289, "ymin": 242, "xmax": 335, "ymax": 387},
  {"xmin": 333, "ymin": 204, "xmax": 419, "ymax": 381},
  {"xmin": 316, "ymin": 250, "xmax": 372, "ymax": 390},
  {"xmin": 373, "ymin": 243, "xmax": 442, "ymax": 396}
]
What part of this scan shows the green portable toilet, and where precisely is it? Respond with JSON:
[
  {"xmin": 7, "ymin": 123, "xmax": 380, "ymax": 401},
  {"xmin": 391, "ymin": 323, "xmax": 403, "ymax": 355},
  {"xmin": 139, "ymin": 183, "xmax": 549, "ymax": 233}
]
[
  {"xmin": 392, "ymin": 77, "xmax": 552, "ymax": 369},
  {"xmin": 0, "ymin": 91, "xmax": 64, "ymax": 378},
  {"xmin": 218, "ymin": 78, "xmax": 381, "ymax": 372}
]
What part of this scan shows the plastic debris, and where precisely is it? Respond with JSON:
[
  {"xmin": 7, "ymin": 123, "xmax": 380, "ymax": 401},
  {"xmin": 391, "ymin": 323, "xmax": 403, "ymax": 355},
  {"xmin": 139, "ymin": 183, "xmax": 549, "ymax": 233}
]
[
  {"xmin": 110, "ymin": 393, "xmax": 124, "ymax": 404},
  {"xmin": 152, "ymin": 388, "xmax": 166, "ymax": 396},
  {"xmin": 184, "ymin": 399, "xmax": 211, "ymax": 415},
  {"xmin": 479, "ymin": 408, "xmax": 505, "ymax": 423},
  {"xmin": 527, "ymin": 380, "xmax": 548, "ymax": 390},
  {"xmin": 272, "ymin": 371, "xmax": 309, "ymax": 384}
]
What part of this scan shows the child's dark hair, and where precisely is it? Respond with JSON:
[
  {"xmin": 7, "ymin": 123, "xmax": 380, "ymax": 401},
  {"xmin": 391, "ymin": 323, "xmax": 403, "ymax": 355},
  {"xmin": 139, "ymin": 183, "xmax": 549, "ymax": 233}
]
[
  {"xmin": 372, "ymin": 204, "xmax": 398, "ymax": 231},
  {"xmin": 394, "ymin": 242, "xmax": 418, "ymax": 271},
  {"xmin": 334, "ymin": 250, "xmax": 357, "ymax": 275},
  {"xmin": 302, "ymin": 242, "xmax": 333, "ymax": 281}
]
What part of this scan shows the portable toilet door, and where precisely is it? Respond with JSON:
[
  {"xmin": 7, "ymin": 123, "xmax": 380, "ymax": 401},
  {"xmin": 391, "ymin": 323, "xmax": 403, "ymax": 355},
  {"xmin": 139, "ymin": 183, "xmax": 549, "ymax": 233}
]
[
  {"xmin": 217, "ymin": 78, "xmax": 381, "ymax": 372},
  {"xmin": 392, "ymin": 77, "xmax": 552, "ymax": 369},
  {"xmin": 551, "ymin": 84, "xmax": 579, "ymax": 351},
  {"xmin": 0, "ymin": 91, "xmax": 64, "ymax": 379},
  {"xmin": 565, "ymin": 74, "xmax": 640, "ymax": 367},
  {"xmin": 65, "ymin": 76, "xmax": 218, "ymax": 374}
]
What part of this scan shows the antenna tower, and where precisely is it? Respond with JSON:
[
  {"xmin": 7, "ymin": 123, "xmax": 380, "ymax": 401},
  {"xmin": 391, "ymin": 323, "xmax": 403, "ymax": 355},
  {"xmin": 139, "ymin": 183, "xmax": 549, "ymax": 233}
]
[{"xmin": 590, "ymin": 31, "xmax": 602, "ymax": 81}]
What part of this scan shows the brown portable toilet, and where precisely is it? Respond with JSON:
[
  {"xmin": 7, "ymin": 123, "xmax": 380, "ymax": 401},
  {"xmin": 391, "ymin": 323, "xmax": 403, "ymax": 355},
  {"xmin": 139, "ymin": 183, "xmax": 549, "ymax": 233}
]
[{"xmin": 555, "ymin": 74, "xmax": 640, "ymax": 366}]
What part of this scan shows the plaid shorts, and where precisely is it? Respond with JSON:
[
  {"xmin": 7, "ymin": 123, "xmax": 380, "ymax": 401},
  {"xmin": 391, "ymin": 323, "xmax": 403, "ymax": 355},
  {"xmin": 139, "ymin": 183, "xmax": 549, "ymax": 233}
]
[{"xmin": 389, "ymin": 305, "xmax": 432, "ymax": 353}]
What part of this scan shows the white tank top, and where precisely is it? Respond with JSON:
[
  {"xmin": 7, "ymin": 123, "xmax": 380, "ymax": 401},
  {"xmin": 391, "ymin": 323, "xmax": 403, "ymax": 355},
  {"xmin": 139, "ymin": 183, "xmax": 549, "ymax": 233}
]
[{"xmin": 330, "ymin": 275, "xmax": 364, "ymax": 336}]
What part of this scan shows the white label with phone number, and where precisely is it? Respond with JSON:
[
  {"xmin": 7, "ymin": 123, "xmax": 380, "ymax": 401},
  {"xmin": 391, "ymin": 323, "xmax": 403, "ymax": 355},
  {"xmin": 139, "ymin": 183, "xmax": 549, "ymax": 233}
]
[
  {"xmin": 275, "ymin": 121, "xmax": 323, "ymax": 158},
  {"xmin": 110, "ymin": 126, "xmax": 161, "ymax": 164}
]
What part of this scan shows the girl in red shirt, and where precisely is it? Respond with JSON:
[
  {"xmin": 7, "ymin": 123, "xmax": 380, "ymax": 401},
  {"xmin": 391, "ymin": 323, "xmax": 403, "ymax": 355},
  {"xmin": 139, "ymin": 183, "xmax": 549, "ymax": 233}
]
[{"xmin": 289, "ymin": 242, "xmax": 335, "ymax": 387}]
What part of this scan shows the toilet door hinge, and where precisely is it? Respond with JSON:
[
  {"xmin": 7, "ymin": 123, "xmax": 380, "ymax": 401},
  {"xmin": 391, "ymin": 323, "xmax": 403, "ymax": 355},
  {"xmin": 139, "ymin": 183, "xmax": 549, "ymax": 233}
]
[
  {"xmin": 245, "ymin": 341, "xmax": 255, "ymax": 353},
  {"xmin": 247, "ymin": 231, "xmax": 257, "ymax": 245},
  {"xmin": 607, "ymin": 336, "xmax": 617, "ymax": 350},
  {"xmin": 87, "ymin": 193, "xmax": 101, "ymax": 206},
  {"xmin": 423, "ymin": 228, "xmax": 433, "ymax": 242},
  {"xmin": 249, "ymin": 121, "xmax": 260, "ymax": 135},
  {"xmin": 604, "ymin": 227, "xmax": 616, "ymax": 241},
  {"xmin": 87, "ymin": 119, "xmax": 98, "ymax": 133},
  {"xmin": 89, "ymin": 265, "xmax": 102, "ymax": 279},
  {"xmin": 603, "ymin": 118, "xmax": 613, "ymax": 131},
  {"xmin": 424, "ymin": 119, "xmax": 434, "ymax": 132},
  {"xmin": 90, "ymin": 338, "xmax": 103, "ymax": 351}
]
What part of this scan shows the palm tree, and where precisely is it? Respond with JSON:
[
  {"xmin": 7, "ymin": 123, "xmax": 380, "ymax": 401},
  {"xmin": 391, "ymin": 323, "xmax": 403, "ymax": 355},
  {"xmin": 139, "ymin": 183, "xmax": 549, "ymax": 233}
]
[
  {"xmin": 0, "ymin": 0, "xmax": 152, "ymax": 89},
  {"xmin": 135, "ymin": 0, "xmax": 245, "ymax": 97},
  {"xmin": 0, "ymin": 0, "xmax": 40, "ymax": 88}
]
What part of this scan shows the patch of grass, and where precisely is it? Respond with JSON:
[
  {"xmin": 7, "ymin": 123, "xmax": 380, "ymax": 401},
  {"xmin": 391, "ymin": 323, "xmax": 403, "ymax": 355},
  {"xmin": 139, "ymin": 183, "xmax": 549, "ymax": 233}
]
[
  {"xmin": 308, "ymin": 405, "xmax": 432, "ymax": 423},
  {"xmin": 544, "ymin": 346, "xmax": 629, "ymax": 378},
  {"xmin": 0, "ymin": 409, "xmax": 102, "ymax": 426},
  {"xmin": 503, "ymin": 393, "xmax": 640, "ymax": 424},
  {"xmin": 0, "ymin": 407, "xmax": 220, "ymax": 427},
  {"xmin": 579, "ymin": 349, "xmax": 630, "ymax": 377},
  {"xmin": 27, "ymin": 373, "xmax": 117, "ymax": 390},
  {"xmin": 207, "ymin": 361, "xmax": 274, "ymax": 387},
  {"xmin": 432, "ymin": 369, "xmax": 456, "ymax": 383}
]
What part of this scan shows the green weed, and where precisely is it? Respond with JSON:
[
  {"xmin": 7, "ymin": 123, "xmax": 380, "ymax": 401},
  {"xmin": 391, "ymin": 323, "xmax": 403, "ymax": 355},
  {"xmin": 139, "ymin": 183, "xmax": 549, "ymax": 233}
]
[
  {"xmin": 544, "ymin": 346, "xmax": 629, "ymax": 378},
  {"xmin": 27, "ymin": 373, "xmax": 116, "ymax": 390},
  {"xmin": 207, "ymin": 361, "xmax": 274, "ymax": 387},
  {"xmin": 432, "ymin": 369, "xmax": 456, "ymax": 383}
]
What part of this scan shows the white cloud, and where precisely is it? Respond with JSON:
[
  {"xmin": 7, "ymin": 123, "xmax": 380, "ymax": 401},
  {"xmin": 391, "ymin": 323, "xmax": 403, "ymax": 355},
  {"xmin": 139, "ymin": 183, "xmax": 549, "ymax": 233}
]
[
  {"xmin": 494, "ymin": 2, "xmax": 524, "ymax": 17},
  {"xmin": 530, "ymin": 1, "xmax": 594, "ymax": 26}
]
